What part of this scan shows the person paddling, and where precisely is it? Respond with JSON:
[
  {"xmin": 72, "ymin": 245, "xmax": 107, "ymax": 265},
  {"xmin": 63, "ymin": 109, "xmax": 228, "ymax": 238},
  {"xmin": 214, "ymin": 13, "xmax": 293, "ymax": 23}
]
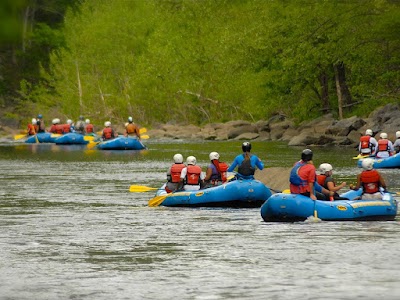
[
  {"xmin": 289, "ymin": 149, "xmax": 333, "ymax": 200},
  {"xmin": 350, "ymin": 158, "xmax": 387, "ymax": 200},
  {"xmin": 227, "ymin": 142, "xmax": 264, "ymax": 179}
]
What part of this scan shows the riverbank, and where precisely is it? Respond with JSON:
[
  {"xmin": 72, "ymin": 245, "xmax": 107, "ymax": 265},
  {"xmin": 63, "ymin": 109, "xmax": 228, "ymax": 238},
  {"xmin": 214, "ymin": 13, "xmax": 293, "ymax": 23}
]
[
  {"xmin": 1, "ymin": 104, "xmax": 399, "ymax": 146},
  {"xmin": 145, "ymin": 103, "xmax": 400, "ymax": 147}
]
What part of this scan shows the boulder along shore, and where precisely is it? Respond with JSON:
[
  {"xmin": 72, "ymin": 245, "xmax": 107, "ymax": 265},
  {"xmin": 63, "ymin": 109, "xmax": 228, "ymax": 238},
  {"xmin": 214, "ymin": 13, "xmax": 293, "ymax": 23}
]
[{"xmin": 147, "ymin": 104, "xmax": 400, "ymax": 147}]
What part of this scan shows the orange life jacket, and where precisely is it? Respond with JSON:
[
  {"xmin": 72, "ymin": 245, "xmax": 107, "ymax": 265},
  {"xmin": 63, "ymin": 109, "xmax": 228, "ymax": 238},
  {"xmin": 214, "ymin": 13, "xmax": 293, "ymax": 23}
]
[
  {"xmin": 27, "ymin": 124, "xmax": 38, "ymax": 135},
  {"xmin": 85, "ymin": 124, "xmax": 94, "ymax": 133},
  {"xmin": 378, "ymin": 139, "xmax": 389, "ymax": 152},
  {"xmin": 360, "ymin": 170, "xmax": 380, "ymax": 194},
  {"xmin": 54, "ymin": 124, "xmax": 64, "ymax": 134},
  {"xmin": 360, "ymin": 135, "xmax": 371, "ymax": 150},
  {"xmin": 126, "ymin": 123, "xmax": 139, "ymax": 136},
  {"xmin": 316, "ymin": 174, "xmax": 326, "ymax": 186},
  {"xmin": 185, "ymin": 165, "xmax": 202, "ymax": 185},
  {"xmin": 169, "ymin": 163, "xmax": 185, "ymax": 183},
  {"xmin": 102, "ymin": 127, "xmax": 114, "ymax": 140}
]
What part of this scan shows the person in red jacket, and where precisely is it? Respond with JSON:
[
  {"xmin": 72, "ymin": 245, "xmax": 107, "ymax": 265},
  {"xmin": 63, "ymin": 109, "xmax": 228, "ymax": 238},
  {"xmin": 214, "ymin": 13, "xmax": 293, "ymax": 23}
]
[
  {"xmin": 85, "ymin": 119, "xmax": 94, "ymax": 134},
  {"xmin": 178, "ymin": 156, "xmax": 204, "ymax": 191},
  {"xmin": 101, "ymin": 121, "xmax": 117, "ymax": 140},
  {"xmin": 203, "ymin": 151, "xmax": 229, "ymax": 188},
  {"xmin": 165, "ymin": 154, "xmax": 186, "ymax": 193},
  {"xmin": 350, "ymin": 158, "xmax": 387, "ymax": 200}
]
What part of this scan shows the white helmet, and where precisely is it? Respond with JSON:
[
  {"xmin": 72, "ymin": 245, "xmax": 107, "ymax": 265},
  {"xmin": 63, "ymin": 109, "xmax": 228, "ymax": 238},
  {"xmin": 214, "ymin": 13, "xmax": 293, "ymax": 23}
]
[
  {"xmin": 55, "ymin": 118, "xmax": 60, "ymax": 124},
  {"xmin": 380, "ymin": 132, "xmax": 388, "ymax": 139},
  {"xmin": 361, "ymin": 158, "xmax": 374, "ymax": 171},
  {"xmin": 319, "ymin": 163, "xmax": 333, "ymax": 174},
  {"xmin": 85, "ymin": 119, "xmax": 90, "ymax": 124},
  {"xmin": 52, "ymin": 118, "xmax": 57, "ymax": 124},
  {"xmin": 365, "ymin": 129, "xmax": 373, "ymax": 136},
  {"xmin": 128, "ymin": 116, "xmax": 133, "ymax": 122},
  {"xmin": 186, "ymin": 156, "xmax": 196, "ymax": 165},
  {"xmin": 396, "ymin": 131, "xmax": 400, "ymax": 138},
  {"xmin": 31, "ymin": 118, "xmax": 37, "ymax": 124},
  {"xmin": 173, "ymin": 153, "xmax": 183, "ymax": 164},
  {"xmin": 67, "ymin": 119, "xmax": 72, "ymax": 125},
  {"xmin": 209, "ymin": 151, "xmax": 220, "ymax": 160},
  {"xmin": 104, "ymin": 121, "xmax": 111, "ymax": 127}
]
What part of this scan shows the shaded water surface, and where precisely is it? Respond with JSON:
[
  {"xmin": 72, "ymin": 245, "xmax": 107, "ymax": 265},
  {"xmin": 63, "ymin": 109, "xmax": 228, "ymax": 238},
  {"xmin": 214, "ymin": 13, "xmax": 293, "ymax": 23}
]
[{"xmin": 0, "ymin": 142, "xmax": 399, "ymax": 299}]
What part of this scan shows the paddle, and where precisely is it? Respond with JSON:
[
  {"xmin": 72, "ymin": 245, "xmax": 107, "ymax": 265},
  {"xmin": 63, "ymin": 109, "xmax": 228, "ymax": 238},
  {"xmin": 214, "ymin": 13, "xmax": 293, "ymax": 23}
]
[
  {"xmin": 148, "ymin": 195, "xmax": 168, "ymax": 207},
  {"xmin": 51, "ymin": 134, "xmax": 63, "ymax": 138},
  {"xmin": 14, "ymin": 134, "xmax": 27, "ymax": 140},
  {"xmin": 87, "ymin": 140, "xmax": 101, "ymax": 149},
  {"xmin": 352, "ymin": 154, "xmax": 374, "ymax": 160},
  {"xmin": 84, "ymin": 135, "xmax": 95, "ymax": 141},
  {"xmin": 129, "ymin": 185, "xmax": 158, "ymax": 192},
  {"xmin": 141, "ymin": 134, "xmax": 149, "ymax": 140}
]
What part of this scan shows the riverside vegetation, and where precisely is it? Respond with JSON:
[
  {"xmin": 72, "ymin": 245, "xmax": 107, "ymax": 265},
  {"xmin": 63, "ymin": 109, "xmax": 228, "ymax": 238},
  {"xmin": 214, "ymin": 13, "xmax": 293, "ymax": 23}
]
[{"xmin": 0, "ymin": 0, "xmax": 399, "ymax": 130}]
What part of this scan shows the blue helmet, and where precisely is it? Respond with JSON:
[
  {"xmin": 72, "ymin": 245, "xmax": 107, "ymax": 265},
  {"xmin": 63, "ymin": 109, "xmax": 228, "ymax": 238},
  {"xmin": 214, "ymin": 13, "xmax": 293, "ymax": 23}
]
[{"xmin": 37, "ymin": 114, "xmax": 43, "ymax": 119}]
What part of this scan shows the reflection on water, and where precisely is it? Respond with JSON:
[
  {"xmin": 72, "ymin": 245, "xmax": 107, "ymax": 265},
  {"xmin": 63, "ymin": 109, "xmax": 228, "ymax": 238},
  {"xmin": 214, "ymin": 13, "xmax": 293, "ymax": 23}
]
[{"xmin": 0, "ymin": 142, "xmax": 399, "ymax": 300}]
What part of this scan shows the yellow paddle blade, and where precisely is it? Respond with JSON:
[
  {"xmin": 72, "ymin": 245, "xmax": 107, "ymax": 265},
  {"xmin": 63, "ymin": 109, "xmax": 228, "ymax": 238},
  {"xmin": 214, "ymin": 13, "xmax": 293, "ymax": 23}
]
[
  {"xmin": 129, "ymin": 185, "xmax": 158, "ymax": 192},
  {"xmin": 96, "ymin": 131, "xmax": 103, "ymax": 135},
  {"xmin": 51, "ymin": 134, "xmax": 62, "ymax": 138},
  {"xmin": 14, "ymin": 134, "xmax": 27, "ymax": 140},
  {"xmin": 282, "ymin": 189, "xmax": 290, "ymax": 194},
  {"xmin": 34, "ymin": 135, "xmax": 39, "ymax": 143},
  {"xmin": 139, "ymin": 127, "xmax": 147, "ymax": 134},
  {"xmin": 87, "ymin": 141, "xmax": 100, "ymax": 149},
  {"xmin": 141, "ymin": 134, "xmax": 149, "ymax": 140},
  {"xmin": 148, "ymin": 195, "xmax": 168, "ymax": 207},
  {"xmin": 84, "ymin": 135, "xmax": 95, "ymax": 141}
]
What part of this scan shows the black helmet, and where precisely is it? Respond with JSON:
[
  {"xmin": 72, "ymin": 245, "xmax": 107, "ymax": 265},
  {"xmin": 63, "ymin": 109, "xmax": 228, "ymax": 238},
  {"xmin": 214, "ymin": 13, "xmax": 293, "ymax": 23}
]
[
  {"xmin": 242, "ymin": 142, "xmax": 252, "ymax": 152},
  {"xmin": 301, "ymin": 149, "xmax": 313, "ymax": 162},
  {"xmin": 79, "ymin": 115, "xmax": 84, "ymax": 120}
]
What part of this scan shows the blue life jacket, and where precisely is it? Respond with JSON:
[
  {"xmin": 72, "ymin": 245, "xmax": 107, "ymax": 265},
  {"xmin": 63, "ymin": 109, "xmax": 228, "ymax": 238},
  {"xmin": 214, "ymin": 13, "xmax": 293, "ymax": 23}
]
[{"xmin": 289, "ymin": 161, "xmax": 308, "ymax": 187}]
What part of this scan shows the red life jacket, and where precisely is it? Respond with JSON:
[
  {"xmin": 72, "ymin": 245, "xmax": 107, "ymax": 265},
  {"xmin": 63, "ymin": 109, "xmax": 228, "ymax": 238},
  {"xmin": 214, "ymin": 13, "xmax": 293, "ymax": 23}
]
[
  {"xmin": 85, "ymin": 124, "xmax": 94, "ymax": 133},
  {"xmin": 185, "ymin": 165, "xmax": 202, "ymax": 185},
  {"xmin": 316, "ymin": 174, "xmax": 326, "ymax": 186},
  {"xmin": 378, "ymin": 139, "xmax": 389, "ymax": 152},
  {"xmin": 169, "ymin": 163, "xmax": 185, "ymax": 183},
  {"xmin": 63, "ymin": 124, "xmax": 71, "ymax": 133},
  {"xmin": 360, "ymin": 170, "xmax": 380, "ymax": 194},
  {"xmin": 55, "ymin": 124, "xmax": 64, "ymax": 134},
  {"xmin": 218, "ymin": 162, "xmax": 229, "ymax": 182},
  {"xmin": 103, "ymin": 127, "xmax": 114, "ymax": 140},
  {"xmin": 360, "ymin": 135, "xmax": 371, "ymax": 150}
]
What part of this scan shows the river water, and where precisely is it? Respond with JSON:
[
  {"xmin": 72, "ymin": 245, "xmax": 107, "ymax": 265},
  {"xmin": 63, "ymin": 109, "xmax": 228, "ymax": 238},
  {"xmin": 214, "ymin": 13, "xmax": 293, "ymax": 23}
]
[{"xmin": 0, "ymin": 140, "xmax": 399, "ymax": 300}]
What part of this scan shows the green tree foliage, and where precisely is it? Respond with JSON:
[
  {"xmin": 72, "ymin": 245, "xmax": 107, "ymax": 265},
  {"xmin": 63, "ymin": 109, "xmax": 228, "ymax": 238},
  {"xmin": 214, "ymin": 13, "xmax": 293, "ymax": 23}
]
[{"xmin": 3, "ymin": 0, "xmax": 400, "ymax": 126}]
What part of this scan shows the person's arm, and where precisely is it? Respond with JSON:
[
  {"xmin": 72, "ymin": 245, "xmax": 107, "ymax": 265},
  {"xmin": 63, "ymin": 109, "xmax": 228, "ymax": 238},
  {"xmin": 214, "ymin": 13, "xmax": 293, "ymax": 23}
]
[
  {"xmin": 204, "ymin": 167, "xmax": 212, "ymax": 181},
  {"xmin": 227, "ymin": 157, "xmax": 238, "ymax": 172},
  {"xmin": 350, "ymin": 174, "xmax": 362, "ymax": 190},
  {"xmin": 327, "ymin": 181, "xmax": 346, "ymax": 193},
  {"xmin": 255, "ymin": 156, "xmax": 264, "ymax": 170}
]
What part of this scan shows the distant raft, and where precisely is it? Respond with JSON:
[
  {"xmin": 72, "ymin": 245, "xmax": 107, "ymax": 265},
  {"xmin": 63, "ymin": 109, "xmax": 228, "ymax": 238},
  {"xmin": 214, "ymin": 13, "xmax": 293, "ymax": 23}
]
[
  {"xmin": 97, "ymin": 136, "xmax": 146, "ymax": 150},
  {"xmin": 357, "ymin": 154, "xmax": 400, "ymax": 169},
  {"xmin": 25, "ymin": 133, "xmax": 57, "ymax": 143},
  {"xmin": 150, "ymin": 178, "xmax": 272, "ymax": 208},
  {"xmin": 55, "ymin": 133, "xmax": 89, "ymax": 145},
  {"xmin": 260, "ymin": 189, "xmax": 397, "ymax": 222}
]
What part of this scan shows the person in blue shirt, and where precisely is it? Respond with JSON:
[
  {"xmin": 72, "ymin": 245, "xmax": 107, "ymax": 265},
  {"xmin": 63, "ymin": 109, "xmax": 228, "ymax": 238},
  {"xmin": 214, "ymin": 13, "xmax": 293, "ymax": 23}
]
[{"xmin": 227, "ymin": 142, "xmax": 264, "ymax": 179}]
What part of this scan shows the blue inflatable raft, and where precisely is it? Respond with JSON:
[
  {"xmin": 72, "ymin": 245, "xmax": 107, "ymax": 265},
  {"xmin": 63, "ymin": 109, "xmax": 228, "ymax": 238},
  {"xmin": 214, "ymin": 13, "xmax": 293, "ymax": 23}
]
[
  {"xmin": 97, "ymin": 136, "xmax": 146, "ymax": 150},
  {"xmin": 260, "ymin": 189, "xmax": 398, "ymax": 222},
  {"xmin": 357, "ymin": 154, "xmax": 400, "ymax": 169},
  {"xmin": 150, "ymin": 179, "xmax": 272, "ymax": 208},
  {"xmin": 25, "ymin": 133, "xmax": 57, "ymax": 143},
  {"xmin": 55, "ymin": 133, "xmax": 89, "ymax": 145}
]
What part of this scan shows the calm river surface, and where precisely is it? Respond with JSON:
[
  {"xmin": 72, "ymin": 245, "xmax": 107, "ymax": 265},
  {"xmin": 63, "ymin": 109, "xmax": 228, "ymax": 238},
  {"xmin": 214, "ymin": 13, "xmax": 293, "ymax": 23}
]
[{"xmin": 0, "ymin": 140, "xmax": 399, "ymax": 300}]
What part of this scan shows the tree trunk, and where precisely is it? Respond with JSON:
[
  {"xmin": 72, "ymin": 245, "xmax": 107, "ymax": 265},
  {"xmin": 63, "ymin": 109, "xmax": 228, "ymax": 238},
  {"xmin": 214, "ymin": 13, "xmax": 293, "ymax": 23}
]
[{"xmin": 334, "ymin": 62, "xmax": 353, "ymax": 119}]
